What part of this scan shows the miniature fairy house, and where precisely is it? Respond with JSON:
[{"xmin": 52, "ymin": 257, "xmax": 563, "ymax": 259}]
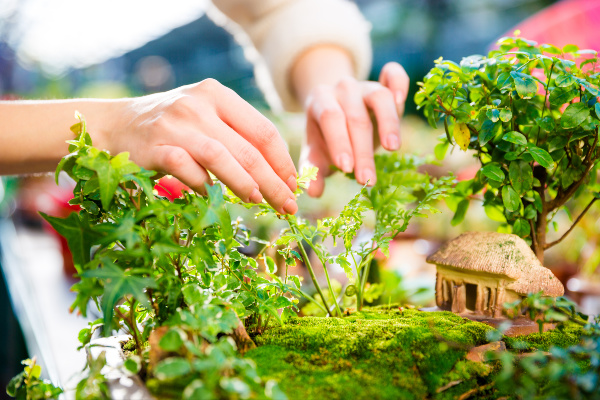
[{"xmin": 426, "ymin": 232, "xmax": 564, "ymax": 318}]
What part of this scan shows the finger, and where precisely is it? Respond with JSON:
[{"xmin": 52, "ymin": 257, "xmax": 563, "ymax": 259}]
[
  {"xmin": 307, "ymin": 86, "xmax": 354, "ymax": 174},
  {"xmin": 207, "ymin": 118, "xmax": 298, "ymax": 215},
  {"xmin": 199, "ymin": 80, "xmax": 298, "ymax": 192},
  {"xmin": 336, "ymin": 80, "xmax": 376, "ymax": 186},
  {"xmin": 299, "ymin": 117, "xmax": 334, "ymax": 197},
  {"xmin": 379, "ymin": 62, "xmax": 410, "ymax": 117},
  {"xmin": 151, "ymin": 145, "xmax": 212, "ymax": 196},
  {"xmin": 362, "ymin": 82, "xmax": 401, "ymax": 152},
  {"xmin": 173, "ymin": 128, "xmax": 266, "ymax": 207}
]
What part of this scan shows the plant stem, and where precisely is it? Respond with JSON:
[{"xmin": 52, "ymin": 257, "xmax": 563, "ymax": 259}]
[
  {"xmin": 358, "ymin": 254, "xmax": 375, "ymax": 310},
  {"xmin": 298, "ymin": 289, "xmax": 328, "ymax": 314},
  {"xmin": 545, "ymin": 197, "xmax": 598, "ymax": 249},
  {"xmin": 289, "ymin": 225, "xmax": 333, "ymax": 317}
]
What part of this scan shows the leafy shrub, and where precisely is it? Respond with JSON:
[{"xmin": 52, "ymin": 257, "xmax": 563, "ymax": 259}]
[{"xmin": 416, "ymin": 36, "xmax": 600, "ymax": 262}]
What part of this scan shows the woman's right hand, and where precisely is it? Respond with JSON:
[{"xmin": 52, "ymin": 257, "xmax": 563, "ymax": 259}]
[{"xmin": 103, "ymin": 79, "xmax": 298, "ymax": 214}]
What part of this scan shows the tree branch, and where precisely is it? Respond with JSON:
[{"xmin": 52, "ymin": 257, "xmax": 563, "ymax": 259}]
[
  {"xmin": 529, "ymin": 218, "xmax": 538, "ymax": 251},
  {"xmin": 545, "ymin": 197, "xmax": 598, "ymax": 249},
  {"xmin": 549, "ymin": 133, "xmax": 599, "ymax": 210}
]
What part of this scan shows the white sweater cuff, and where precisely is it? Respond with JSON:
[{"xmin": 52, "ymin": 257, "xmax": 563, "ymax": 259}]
[{"xmin": 257, "ymin": 0, "xmax": 372, "ymax": 112}]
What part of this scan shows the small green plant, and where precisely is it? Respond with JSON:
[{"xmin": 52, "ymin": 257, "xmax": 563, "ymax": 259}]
[
  {"xmin": 8, "ymin": 113, "xmax": 452, "ymax": 398},
  {"xmin": 6, "ymin": 358, "xmax": 63, "ymax": 400},
  {"xmin": 490, "ymin": 293, "xmax": 599, "ymax": 399},
  {"xmin": 416, "ymin": 36, "xmax": 600, "ymax": 262},
  {"xmin": 275, "ymin": 155, "xmax": 453, "ymax": 316}
]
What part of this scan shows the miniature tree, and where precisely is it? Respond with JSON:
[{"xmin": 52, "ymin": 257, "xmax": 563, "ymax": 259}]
[{"xmin": 416, "ymin": 36, "xmax": 600, "ymax": 263}]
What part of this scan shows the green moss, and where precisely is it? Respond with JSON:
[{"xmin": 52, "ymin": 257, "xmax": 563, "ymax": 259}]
[
  {"xmin": 247, "ymin": 307, "xmax": 495, "ymax": 399},
  {"xmin": 247, "ymin": 306, "xmax": 583, "ymax": 400},
  {"xmin": 504, "ymin": 321, "xmax": 584, "ymax": 351}
]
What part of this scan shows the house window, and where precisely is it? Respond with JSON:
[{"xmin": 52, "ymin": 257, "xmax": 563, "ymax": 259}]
[{"xmin": 465, "ymin": 283, "xmax": 477, "ymax": 311}]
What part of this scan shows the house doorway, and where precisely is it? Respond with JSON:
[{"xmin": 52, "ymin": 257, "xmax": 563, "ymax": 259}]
[{"xmin": 465, "ymin": 283, "xmax": 477, "ymax": 311}]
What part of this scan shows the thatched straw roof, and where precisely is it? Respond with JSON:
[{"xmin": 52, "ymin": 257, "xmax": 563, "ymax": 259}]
[{"xmin": 427, "ymin": 232, "xmax": 564, "ymax": 297}]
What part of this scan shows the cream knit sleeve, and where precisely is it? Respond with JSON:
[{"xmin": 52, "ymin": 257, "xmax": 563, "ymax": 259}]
[{"xmin": 211, "ymin": 0, "xmax": 372, "ymax": 111}]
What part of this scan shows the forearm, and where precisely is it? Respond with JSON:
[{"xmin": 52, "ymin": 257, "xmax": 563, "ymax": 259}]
[
  {"xmin": 0, "ymin": 99, "xmax": 123, "ymax": 175},
  {"xmin": 291, "ymin": 45, "xmax": 355, "ymax": 107}
]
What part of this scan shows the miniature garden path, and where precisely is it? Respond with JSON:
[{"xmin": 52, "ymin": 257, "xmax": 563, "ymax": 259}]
[{"xmin": 246, "ymin": 307, "xmax": 583, "ymax": 400}]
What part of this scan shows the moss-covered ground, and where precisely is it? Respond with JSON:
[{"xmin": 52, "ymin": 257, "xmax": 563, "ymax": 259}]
[{"xmin": 246, "ymin": 306, "xmax": 584, "ymax": 400}]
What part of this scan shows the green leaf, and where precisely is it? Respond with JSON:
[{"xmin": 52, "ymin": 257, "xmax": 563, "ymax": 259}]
[
  {"xmin": 509, "ymin": 161, "xmax": 533, "ymax": 194},
  {"xmin": 481, "ymin": 163, "xmax": 505, "ymax": 182},
  {"xmin": 182, "ymin": 284, "xmax": 208, "ymax": 306},
  {"xmin": 183, "ymin": 380, "xmax": 212, "ymax": 400},
  {"xmin": 502, "ymin": 131, "xmax": 527, "ymax": 146},
  {"xmin": 549, "ymin": 86, "xmax": 578, "ymax": 107},
  {"xmin": 484, "ymin": 204, "xmax": 506, "ymax": 222},
  {"xmin": 563, "ymin": 44, "xmax": 579, "ymax": 53},
  {"xmin": 499, "ymin": 109, "xmax": 512, "ymax": 122},
  {"xmin": 512, "ymin": 218, "xmax": 530, "ymax": 237},
  {"xmin": 40, "ymin": 212, "xmax": 103, "ymax": 269},
  {"xmin": 595, "ymin": 102, "xmax": 600, "ymax": 120},
  {"xmin": 124, "ymin": 356, "xmax": 142, "ymax": 374},
  {"xmin": 528, "ymin": 146, "xmax": 554, "ymax": 169},
  {"xmin": 155, "ymin": 358, "xmax": 191, "ymax": 380},
  {"xmin": 524, "ymin": 204, "xmax": 537, "ymax": 220},
  {"xmin": 536, "ymin": 116, "xmax": 555, "ymax": 132},
  {"xmin": 486, "ymin": 108, "xmax": 500, "ymax": 122},
  {"xmin": 434, "ymin": 141, "xmax": 449, "ymax": 160},
  {"xmin": 78, "ymin": 150, "xmax": 140, "ymax": 210},
  {"xmin": 264, "ymin": 256, "xmax": 277, "ymax": 274},
  {"xmin": 533, "ymin": 191, "xmax": 543, "ymax": 213},
  {"xmin": 511, "ymin": 71, "xmax": 538, "ymax": 99},
  {"xmin": 451, "ymin": 199, "xmax": 469, "ymax": 226},
  {"xmin": 82, "ymin": 259, "xmax": 157, "ymax": 335},
  {"xmin": 502, "ymin": 185, "xmax": 521, "ymax": 212},
  {"xmin": 478, "ymin": 120, "xmax": 500, "ymax": 146},
  {"xmin": 159, "ymin": 330, "xmax": 184, "ymax": 352},
  {"xmin": 555, "ymin": 74, "xmax": 576, "ymax": 87},
  {"xmin": 561, "ymin": 103, "xmax": 590, "ymax": 129},
  {"xmin": 6, "ymin": 372, "xmax": 25, "ymax": 397}
]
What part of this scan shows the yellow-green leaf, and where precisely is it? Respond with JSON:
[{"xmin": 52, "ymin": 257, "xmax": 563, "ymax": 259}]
[{"xmin": 453, "ymin": 123, "xmax": 470, "ymax": 151}]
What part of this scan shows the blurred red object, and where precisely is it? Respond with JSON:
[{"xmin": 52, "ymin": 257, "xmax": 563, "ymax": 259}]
[
  {"xmin": 155, "ymin": 176, "xmax": 190, "ymax": 200},
  {"xmin": 509, "ymin": 0, "xmax": 600, "ymax": 51}
]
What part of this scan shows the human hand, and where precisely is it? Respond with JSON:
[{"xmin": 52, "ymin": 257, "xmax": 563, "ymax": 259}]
[
  {"xmin": 299, "ymin": 62, "xmax": 409, "ymax": 197},
  {"xmin": 105, "ymin": 79, "xmax": 298, "ymax": 214}
]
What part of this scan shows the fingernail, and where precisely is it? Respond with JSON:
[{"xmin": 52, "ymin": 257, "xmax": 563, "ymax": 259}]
[
  {"xmin": 387, "ymin": 135, "xmax": 400, "ymax": 150},
  {"xmin": 282, "ymin": 198, "xmax": 298, "ymax": 215},
  {"xmin": 249, "ymin": 188, "xmax": 263, "ymax": 204},
  {"xmin": 286, "ymin": 175, "xmax": 297, "ymax": 192},
  {"xmin": 337, "ymin": 153, "xmax": 353, "ymax": 173},
  {"xmin": 360, "ymin": 169, "xmax": 376, "ymax": 186}
]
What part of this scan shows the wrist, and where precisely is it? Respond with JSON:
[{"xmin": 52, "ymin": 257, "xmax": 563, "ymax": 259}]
[
  {"xmin": 291, "ymin": 45, "xmax": 355, "ymax": 107},
  {"xmin": 81, "ymin": 98, "xmax": 129, "ymax": 153}
]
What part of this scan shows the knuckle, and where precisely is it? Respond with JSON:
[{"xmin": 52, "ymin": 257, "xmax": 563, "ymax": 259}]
[
  {"xmin": 267, "ymin": 183, "xmax": 288, "ymax": 202},
  {"xmin": 337, "ymin": 76, "xmax": 357, "ymax": 92},
  {"xmin": 319, "ymin": 107, "xmax": 343, "ymax": 124},
  {"xmin": 168, "ymin": 96, "xmax": 196, "ymax": 117},
  {"xmin": 198, "ymin": 139, "xmax": 226, "ymax": 165},
  {"xmin": 198, "ymin": 78, "xmax": 221, "ymax": 91},
  {"xmin": 253, "ymin": 120, "xmax": 279, "ymax": 147},
  {"xmin": 237, "ymin": 145, "xmax": 261, "ymax": 170},
  {"xmin": 161, "ymin": 147, "xmax": 188, "ymax": 171},
  {"xmin": 367, "ymin": 86, "xmax": 393, "ymax": 102},
  {"xmin": 346, "ymin": 113, "xmax": 372, "ymax": 130}
]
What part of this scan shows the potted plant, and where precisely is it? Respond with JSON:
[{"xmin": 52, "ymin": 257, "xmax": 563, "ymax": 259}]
[{"xmin": 415, "ymin": 35, "xmax": 600, "ymax": 263}]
